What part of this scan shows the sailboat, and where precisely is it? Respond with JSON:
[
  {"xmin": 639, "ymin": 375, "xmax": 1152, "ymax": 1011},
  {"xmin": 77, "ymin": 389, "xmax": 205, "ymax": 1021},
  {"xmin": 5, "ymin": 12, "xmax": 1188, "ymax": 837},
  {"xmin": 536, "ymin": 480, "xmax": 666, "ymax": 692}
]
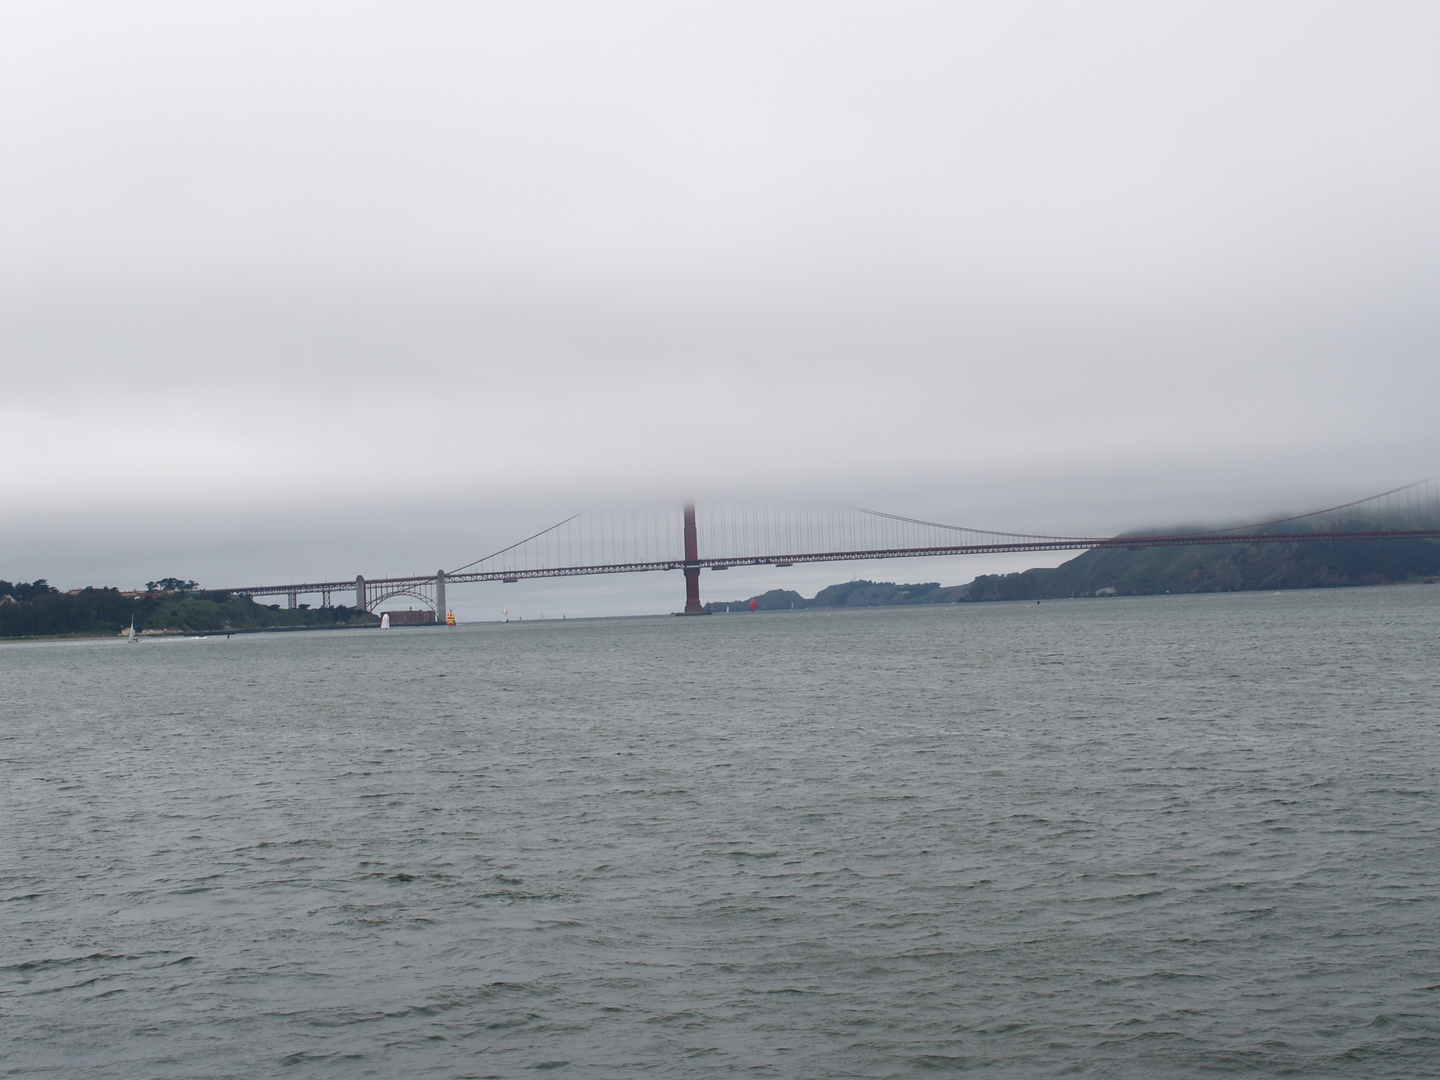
[
  {"xmin": 501, "ymin": 609, "xmax": 509, "ymax": 624},
  {"xmin": 126, "ymin": 617, "xmax": 137, "ymax": 643},
  {"xmin": 380, "ymin": 613, "xmax": 390, "ymax": 629}
]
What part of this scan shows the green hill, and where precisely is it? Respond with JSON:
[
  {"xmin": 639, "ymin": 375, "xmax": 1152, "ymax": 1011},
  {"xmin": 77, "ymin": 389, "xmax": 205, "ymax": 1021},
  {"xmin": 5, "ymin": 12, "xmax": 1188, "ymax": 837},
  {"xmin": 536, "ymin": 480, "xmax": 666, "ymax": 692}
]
[{"xmin": 967, "ymin": 534, "xmax": 1440, "ymax": 601}]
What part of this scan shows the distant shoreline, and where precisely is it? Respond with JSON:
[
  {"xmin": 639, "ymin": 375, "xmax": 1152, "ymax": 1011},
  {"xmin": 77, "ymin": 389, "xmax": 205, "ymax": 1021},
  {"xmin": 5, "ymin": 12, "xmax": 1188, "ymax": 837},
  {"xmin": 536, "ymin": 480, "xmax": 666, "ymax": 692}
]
[
  {"xmin": 0, "ymin": 622, "xmax": 383, "ymax": 645},
  {"xmin": 711, "ymin": 534, "xmax": 1440, "ymax": 611}
]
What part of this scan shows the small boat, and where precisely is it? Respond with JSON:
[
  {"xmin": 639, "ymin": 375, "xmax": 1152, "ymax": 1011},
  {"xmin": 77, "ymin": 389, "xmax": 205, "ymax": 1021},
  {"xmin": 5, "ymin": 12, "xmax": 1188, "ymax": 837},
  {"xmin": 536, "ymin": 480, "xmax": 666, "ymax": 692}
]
[
  {"xmin": 380, "ymin": 613, "xmax": 390, "ymax": 629},
  {"xmin": 127, "ymin": 618, "xmax": 137, "ymax": 643},
  {"xmin": 501, "ymin": 609, "xmax": 509, "ymax": 623},
  {"xmin": 446, "ymin": 609, "xmax": 457, "ymax": 626}
]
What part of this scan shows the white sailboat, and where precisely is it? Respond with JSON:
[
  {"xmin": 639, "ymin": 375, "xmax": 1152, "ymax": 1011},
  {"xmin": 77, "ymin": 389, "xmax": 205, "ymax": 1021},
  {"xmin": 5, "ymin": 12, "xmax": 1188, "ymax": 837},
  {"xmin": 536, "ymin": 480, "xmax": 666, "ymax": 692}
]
[
  {"xmin": 126, "ymin": 617, "xmax": 136, "ymax": 643},
  {"xmin": 380, "ymin": 613, "xmax": 390, "ymax": 629}
]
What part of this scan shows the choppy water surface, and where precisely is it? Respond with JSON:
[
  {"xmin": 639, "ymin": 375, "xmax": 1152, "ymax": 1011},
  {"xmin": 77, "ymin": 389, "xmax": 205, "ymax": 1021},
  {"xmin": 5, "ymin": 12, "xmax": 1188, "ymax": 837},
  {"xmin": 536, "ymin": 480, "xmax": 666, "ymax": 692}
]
[{"xmin": 4, "ymin": 587, "xmax": 1440, "ymax": 1078}]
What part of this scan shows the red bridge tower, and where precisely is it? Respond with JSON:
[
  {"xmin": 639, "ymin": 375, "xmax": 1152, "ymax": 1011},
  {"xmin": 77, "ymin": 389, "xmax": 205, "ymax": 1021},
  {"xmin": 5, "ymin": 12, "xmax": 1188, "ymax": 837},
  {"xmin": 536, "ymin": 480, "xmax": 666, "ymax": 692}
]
[{"xmin": 682, "ymin": 502, "xmax": 705, "ymax": 615}]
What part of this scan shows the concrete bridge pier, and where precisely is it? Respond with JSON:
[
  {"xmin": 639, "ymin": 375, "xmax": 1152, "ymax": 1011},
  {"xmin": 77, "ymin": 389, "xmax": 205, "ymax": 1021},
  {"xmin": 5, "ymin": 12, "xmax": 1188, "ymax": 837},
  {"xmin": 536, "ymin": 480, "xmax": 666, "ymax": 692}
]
[
  {"xmin": 436, "ymin": 571, "xmax": 447, "ymax": 623},
  {"xmin": 356, "ymin": 575, "xmax": 365, "ymax": 610}
]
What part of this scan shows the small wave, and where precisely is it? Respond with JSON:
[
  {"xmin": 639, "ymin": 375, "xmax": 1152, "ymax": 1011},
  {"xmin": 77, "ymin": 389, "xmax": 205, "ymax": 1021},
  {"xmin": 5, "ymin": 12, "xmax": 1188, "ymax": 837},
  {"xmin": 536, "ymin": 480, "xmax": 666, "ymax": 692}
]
[{"xmin": 4, "ymin": 952, "xmax": 144, "ymax": 972}]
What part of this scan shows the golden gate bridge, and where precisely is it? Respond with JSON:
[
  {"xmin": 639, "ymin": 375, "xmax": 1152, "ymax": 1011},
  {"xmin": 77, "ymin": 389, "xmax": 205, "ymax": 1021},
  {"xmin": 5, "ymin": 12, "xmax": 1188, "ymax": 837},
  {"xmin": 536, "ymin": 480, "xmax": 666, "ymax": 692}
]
[{"xmin": 223, "ymin": 479, "xmax": 1440, "ymax": 616}]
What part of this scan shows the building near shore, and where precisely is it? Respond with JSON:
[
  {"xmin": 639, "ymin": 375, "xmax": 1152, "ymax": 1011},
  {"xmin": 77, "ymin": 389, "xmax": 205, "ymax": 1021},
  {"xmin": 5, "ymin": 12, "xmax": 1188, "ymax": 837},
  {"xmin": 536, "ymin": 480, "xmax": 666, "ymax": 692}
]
[{"xmin": 383, "ymin": 609, "xmax": 436, "ymax": 626}]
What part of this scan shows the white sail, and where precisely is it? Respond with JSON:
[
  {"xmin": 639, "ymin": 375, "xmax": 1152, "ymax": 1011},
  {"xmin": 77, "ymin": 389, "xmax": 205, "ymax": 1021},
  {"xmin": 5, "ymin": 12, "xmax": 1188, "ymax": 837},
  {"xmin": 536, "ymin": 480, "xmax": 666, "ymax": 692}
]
[{"xmin": 380, "ymin": 613, "xmax": 390, "ymax": 629}]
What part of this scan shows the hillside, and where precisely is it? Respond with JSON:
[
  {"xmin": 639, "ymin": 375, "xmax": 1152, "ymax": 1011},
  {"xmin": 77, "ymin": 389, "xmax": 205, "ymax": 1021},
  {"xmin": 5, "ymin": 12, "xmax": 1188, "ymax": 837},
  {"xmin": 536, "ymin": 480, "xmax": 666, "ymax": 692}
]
[{"xmin": 966, "ymin": 534, "xmax": 1440, "ymax": 601}]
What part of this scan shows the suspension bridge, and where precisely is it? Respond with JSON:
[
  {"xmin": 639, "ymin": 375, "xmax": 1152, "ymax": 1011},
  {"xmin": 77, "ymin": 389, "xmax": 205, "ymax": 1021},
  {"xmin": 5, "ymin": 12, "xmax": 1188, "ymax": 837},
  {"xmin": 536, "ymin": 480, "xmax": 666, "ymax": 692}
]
[{"xmin": 220, "ymin": 479, "xmax": 1440, "ymax": 617}]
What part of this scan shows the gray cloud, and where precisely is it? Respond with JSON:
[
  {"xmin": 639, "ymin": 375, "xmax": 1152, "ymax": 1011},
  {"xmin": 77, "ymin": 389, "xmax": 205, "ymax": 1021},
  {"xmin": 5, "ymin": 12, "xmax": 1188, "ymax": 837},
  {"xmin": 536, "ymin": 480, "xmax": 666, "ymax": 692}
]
[{"xmin": 3, "ymin": 2, "xmax": 1438, "ymax": 606}]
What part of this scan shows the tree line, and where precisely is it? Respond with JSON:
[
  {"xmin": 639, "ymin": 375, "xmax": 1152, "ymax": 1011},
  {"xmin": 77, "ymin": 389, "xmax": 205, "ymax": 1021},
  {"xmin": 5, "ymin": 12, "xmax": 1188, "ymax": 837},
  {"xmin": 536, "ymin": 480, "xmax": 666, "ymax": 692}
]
[{"xmin": 0, "ymin": 580, "xmax": 376, "ymax": 638}]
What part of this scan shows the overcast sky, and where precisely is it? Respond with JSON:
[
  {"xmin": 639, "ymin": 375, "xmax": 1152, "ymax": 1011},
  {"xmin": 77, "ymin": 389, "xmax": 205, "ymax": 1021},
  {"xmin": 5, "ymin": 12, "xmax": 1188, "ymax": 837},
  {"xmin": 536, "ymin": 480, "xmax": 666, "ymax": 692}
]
[{"xmin": 3, "ymin": 2, "xmax": 1438, "ymax": 613}]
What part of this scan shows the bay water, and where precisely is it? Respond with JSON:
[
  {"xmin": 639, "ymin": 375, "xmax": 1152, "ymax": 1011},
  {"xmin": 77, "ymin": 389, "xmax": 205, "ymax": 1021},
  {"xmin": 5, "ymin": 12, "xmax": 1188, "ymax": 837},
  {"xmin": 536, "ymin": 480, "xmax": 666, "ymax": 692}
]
[{"xmin": 3, "ymin": 587, "xmax": 1439, "ymax": 1077}]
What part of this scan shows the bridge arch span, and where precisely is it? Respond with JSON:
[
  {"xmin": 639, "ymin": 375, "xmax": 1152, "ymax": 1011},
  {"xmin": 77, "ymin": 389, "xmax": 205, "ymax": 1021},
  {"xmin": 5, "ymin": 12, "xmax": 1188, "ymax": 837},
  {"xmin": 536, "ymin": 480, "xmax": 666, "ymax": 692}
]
[{"xmin": 365, "ymin": 585, "xmax": 436, "ymax": 614}]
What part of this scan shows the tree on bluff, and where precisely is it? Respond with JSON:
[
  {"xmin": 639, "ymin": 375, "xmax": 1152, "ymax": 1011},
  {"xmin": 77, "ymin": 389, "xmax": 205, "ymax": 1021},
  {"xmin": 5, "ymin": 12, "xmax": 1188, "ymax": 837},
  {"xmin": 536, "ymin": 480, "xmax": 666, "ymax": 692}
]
[
  {"xmin": 0, "ymin": 579, "xmax": 58, "ymax": 603},
  {"xmin": 146, "ymin": 578, "xmax": 198, "ymax": 592},
  {"xmin": 0, "ymin": 585, "xmax": 135, "ymax": 638}
]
